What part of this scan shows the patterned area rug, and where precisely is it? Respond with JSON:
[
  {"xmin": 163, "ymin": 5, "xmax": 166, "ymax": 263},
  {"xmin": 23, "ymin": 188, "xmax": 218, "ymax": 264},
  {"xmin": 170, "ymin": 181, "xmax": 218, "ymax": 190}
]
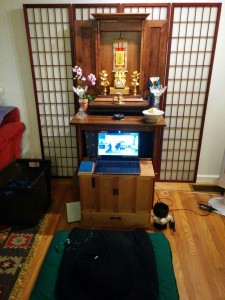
[{"xmin": 0, "ymin": 217, "xmax": 48, "ymax": 300}]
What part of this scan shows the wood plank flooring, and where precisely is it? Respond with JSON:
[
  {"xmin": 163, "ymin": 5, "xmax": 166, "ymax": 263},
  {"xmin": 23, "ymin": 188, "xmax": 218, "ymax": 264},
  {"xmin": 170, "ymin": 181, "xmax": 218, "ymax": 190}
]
[{"xmin": 19, "ymin": 179, "xmax": 225, "ymax": 300}]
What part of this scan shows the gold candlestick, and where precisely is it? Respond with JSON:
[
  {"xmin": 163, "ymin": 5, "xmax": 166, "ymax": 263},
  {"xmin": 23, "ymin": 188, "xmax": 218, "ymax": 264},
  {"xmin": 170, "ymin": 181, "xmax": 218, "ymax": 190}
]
[
  {"xmin": 100, "ymin": 70, "xmax": 109, "ymax": 95},
  {"xmin": 131, "ymin": 71, "xmax": 140, "ymax": 96}
]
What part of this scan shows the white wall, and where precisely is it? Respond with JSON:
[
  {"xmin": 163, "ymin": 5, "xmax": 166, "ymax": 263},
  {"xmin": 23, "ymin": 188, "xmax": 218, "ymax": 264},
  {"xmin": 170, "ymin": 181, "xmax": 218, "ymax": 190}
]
[
  {"xmin": 0, "ymin": 0, "xmax": 224, "ymax": 182},
  {"xmin": 197, "ymin": 2, "xmax": 225, "ymax": 182}
]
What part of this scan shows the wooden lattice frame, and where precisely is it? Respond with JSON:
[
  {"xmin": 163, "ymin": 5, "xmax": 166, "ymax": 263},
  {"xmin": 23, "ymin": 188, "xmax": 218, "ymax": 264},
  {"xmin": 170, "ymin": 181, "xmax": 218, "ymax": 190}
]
[
  {"xmin": 161, "ymin": 3, "xmax": 221, "ymax": 181},
  {"xmin": 23, "ymin": 3, "xmax": 221, "ymax": 181}
]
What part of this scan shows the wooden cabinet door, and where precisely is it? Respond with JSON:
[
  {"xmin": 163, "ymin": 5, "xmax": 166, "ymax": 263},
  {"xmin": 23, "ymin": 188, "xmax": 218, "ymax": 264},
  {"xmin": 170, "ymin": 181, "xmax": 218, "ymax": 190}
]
[
  {"xmin": 95, "ymin": 176, "xmax": 115, "ymax": 212},
  {"xmin": 96, "ymin": 176, "xmax": 135, "ymax": 213},
  {"xmin": 74, "ymin": 20, "xmax": 96, "ymax": 96},
  {"xmin": 79, "ymin": 176, "xmax": 96, "ymax": 211},
  {"xmin": 135, "ymin": 177, "xmax": 154, "ymax": 213},
  {"xmin": 141, "ymin": 20, "xmax": 169, "ymax": 98},
  {"xmin": 80, "ymin": 175, "xmax": 153, "ymax": 214},
  {"xmin": 117, "ymin": 177, "xmax": 135, "ymax": 212}
]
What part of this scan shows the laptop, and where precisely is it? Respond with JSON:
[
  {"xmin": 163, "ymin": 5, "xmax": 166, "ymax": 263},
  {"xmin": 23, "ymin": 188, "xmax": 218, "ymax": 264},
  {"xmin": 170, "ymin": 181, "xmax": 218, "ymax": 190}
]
[{"xmin": 94, "ymin": 131, "xmax": 141, "ymax": 175}]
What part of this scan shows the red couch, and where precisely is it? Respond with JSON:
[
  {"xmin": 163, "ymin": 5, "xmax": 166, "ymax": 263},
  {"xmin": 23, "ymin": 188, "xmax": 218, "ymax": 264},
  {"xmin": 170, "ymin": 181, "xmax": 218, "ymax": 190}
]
[{"xmin": 0, "ymin": 107, "xmax": 25, "ymax": 169}]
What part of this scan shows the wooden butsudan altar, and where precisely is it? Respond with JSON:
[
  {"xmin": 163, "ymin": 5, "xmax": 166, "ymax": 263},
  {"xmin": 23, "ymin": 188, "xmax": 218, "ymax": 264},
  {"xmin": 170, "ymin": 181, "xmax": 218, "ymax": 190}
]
[
  {"xmin": 72, "ymin": 12, "xmax": 168, "ymax": 227},
  {"xmin": 74, "ymin": 12, "xmax": 168, "ymax": 112}
]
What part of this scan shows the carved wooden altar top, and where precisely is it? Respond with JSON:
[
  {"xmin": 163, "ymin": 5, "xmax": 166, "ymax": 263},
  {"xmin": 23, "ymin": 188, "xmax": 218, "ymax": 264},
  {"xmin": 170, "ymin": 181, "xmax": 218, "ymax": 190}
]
[{"xmin": 91, "ymin": 13, "xmax": 150, "ymax": 21}]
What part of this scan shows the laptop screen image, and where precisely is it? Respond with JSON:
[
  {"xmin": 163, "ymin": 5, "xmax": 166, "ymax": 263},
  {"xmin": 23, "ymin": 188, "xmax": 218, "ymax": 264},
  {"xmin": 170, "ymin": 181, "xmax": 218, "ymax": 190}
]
[{"xmin": 97, "ymin": 131, "xmax": 139, "ymax": 158}]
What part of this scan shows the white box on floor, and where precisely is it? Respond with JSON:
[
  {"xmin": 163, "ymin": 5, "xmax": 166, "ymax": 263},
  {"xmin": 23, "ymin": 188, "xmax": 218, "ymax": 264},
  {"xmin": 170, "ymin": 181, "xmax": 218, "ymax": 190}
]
[{"xmin": 66, "ymin": 201, "xmax": 81, "ymax": 223}]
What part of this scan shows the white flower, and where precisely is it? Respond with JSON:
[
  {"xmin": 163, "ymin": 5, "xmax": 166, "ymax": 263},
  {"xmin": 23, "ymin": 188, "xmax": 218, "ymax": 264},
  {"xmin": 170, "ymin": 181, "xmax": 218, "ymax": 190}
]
[{"xmin": 72, "ymin": 85, "xmax": 88, "ymax": 98}]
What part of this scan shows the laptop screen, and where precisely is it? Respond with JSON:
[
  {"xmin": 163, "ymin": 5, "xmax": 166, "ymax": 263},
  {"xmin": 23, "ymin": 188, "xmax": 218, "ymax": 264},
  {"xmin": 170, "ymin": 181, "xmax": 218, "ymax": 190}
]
[{"xmin": 97, "ymin": 131, "xmax": 139, "ymax": 157}]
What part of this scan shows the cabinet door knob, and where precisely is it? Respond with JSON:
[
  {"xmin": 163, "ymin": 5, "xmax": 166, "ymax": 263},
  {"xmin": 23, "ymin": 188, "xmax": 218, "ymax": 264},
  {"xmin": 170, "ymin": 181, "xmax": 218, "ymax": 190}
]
[
  {"xmin": 113, "ymin": 188, "xmax": 119, "ymax": 195},
  {"xmin": 110, "ymin": 216, "xmax": 121, "ymax": 220},
  {"xmin": 92, "ymin": 177, "xmax": 95, "ymax": 188}
]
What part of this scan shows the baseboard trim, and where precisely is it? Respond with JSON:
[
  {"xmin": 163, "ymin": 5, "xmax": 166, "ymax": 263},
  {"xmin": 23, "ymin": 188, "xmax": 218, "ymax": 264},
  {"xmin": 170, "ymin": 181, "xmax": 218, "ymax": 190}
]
[{"xmin": 196, "ymin": 175, "xmax": 219, "ymax": 184}]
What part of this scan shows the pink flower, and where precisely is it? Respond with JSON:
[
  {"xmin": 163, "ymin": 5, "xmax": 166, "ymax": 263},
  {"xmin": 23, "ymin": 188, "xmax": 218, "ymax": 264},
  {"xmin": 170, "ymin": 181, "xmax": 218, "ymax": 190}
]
[
  {"xmin": 72, "ymin": 66, "xmax": 82, "ymax": 79},
  {"xmin": 87, "ymin": 74, "xmax": 96, "ymax": 86},
  {"xmin": 72, "ymin": 66, "xmax": 96, "ymax": 100}
]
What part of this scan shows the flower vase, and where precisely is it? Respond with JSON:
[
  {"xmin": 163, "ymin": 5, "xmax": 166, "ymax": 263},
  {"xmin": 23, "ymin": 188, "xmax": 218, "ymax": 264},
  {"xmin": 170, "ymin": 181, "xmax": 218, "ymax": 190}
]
[
  {"xmin": 81, "ymin": 98, "xmax": 89, "ymax": 111},
  {"xmin": 154, "ymin": 96, "xmax": 160, "ymax": 109},
  {"xmin": 75, "ymin": 98, "xmax": 87, "ymax": 118}
]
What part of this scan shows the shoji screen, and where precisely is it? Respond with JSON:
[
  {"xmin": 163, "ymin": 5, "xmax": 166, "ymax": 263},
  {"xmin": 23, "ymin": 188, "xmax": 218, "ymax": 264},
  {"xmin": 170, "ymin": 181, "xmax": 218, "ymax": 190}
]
[
  {"xmin": 24, "ymin": 5, "xmax": 75, "ymax": 176},
  {"xmin": 161, "ymin": 3, "xmax": 221, "ymax": 181},
  {"xmin": 24, "ymin": 4, "xmax": 120, "ymax": 177}
]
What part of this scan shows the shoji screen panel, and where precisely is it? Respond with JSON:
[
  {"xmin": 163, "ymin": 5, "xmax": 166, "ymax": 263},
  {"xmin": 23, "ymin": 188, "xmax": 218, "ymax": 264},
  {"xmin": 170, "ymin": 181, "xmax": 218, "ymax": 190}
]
[
  {"xmin": 73, "ymin": 4, "xmax": 120, "ymax": 20},
  {"xmin": 122, "ymin": 3, "xmax": 170, "ymax": 20},
  {"xmin": 24, "ymin": 4, "xmax": 75, "ymax": 177},
  {"xmin": 161, "ymin": 4, "xmax": 221, "ymax": 181}
]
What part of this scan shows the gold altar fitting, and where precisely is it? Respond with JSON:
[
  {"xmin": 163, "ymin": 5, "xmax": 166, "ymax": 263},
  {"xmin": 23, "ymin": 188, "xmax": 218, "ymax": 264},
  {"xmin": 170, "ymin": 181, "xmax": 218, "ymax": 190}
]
[
  {"xmin": 131, "ymin": 71, "xmax": 140, "ymax": 96},
  {"xmin": 110, "ymin": 68, "xmax": 129, "ymax": 95},
  {"xmin": 100, "ymin": 70, "xmax": 110, "ymax": 95},
  {"xmin": 113, "ymin": 93, "xmax": 125, "ymax": 105},
  {"xmin": 113, "ymin": 69, "xmax": 127, "ymax": 89}
]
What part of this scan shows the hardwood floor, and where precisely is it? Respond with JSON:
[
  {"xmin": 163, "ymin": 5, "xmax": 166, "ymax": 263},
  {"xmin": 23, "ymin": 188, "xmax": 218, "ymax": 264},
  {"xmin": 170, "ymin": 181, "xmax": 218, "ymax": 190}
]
[
  {"xmin": 19, "ymin": 178, "xmax": 225, "ymax": 300},
  {"xmin": 155, "ymin": 183, "xmax": 225, "ymax": 300}
]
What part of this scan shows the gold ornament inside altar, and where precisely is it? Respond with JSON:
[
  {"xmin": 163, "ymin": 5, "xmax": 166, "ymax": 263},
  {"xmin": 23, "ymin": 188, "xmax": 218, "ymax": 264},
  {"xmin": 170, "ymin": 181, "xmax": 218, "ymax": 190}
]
[
  {"xmin": 96, "ymin": 33, "xmax": 142, "ymax": 102},
  {"xmin": 100, "ymin": 70, "xmax": 110, "ymax": 95},
  {"xmin": 113, "ymin": 92, "xmax": 125, "ymax": 105},
  {"xmin": 131, "ymin": 71, "xmax": 140, "ymax": 96},
  {"xmin": 109, "ymin": 37, "xmax": 130, "ymax": 95}
]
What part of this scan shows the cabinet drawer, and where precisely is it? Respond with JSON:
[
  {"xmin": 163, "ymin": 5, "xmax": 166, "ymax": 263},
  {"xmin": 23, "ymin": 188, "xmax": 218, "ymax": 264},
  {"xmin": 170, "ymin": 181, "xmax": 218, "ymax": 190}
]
[{"xmin": 81, "ymin": 212, "xmax": 151, "ymax": 228}]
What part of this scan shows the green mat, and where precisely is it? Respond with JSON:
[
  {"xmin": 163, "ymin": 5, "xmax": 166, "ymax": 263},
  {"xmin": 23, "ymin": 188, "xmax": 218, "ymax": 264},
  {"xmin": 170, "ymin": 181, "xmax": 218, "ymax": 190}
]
[{"xmin": 31, "ymin": 230, "xmax": 179, "ymax": 300}]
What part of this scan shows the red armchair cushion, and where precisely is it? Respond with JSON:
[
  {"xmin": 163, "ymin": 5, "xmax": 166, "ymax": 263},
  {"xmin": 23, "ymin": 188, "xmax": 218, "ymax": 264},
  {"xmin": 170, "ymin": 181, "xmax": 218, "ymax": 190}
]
[
  {"xmin": 0, "ymin": 107, "xmax": 20, "ymax": 127},
  {"xmin": 0, "ymin": 107, "xmax": 25, "ymax": 169}
]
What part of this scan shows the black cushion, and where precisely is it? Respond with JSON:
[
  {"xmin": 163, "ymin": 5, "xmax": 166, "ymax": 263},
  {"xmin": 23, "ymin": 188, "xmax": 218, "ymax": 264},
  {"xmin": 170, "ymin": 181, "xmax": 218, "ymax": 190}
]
[{"xmin": 56, "ymin": 228, "xmax": 158, "ymax": 300}]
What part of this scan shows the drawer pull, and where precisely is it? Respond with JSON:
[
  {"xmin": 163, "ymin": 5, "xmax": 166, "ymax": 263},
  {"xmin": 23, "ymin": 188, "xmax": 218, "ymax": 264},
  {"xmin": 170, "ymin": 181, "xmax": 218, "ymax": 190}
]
[
  {"xmin": 110, "ymin": 216, "xmax": 121, "ymax": 220},
  {"xmin": 92, "ymin": 177, "xmax": 95, "ymax": 188},
  {"xmin": 113, "ymin": 188, "xmax": 118, "ymax": 196}
]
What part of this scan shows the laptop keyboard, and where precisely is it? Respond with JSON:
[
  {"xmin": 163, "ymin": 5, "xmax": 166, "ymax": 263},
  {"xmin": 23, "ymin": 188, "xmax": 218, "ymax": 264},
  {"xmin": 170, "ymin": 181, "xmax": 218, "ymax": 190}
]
[
  {"xmin": 97, "ymin": 160, "xmax": 139, "ymax": 168},
  {"xmin": 95, "ymin": 160, "xmax": 140, "ymax": 174}
]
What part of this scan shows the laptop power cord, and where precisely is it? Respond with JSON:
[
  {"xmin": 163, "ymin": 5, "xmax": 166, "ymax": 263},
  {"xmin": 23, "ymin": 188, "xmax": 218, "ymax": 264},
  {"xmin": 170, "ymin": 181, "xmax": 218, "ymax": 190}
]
[{"xmin": 198, "ymin": 203, "xmax": 217, "ymax": 212}]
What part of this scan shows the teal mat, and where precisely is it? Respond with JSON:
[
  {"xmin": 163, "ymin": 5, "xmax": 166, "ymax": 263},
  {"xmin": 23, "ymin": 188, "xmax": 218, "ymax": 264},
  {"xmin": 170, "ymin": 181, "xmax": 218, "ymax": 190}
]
[{"xmin": 31, "ymin": 231, "xmax": 179, "ymax": 300}]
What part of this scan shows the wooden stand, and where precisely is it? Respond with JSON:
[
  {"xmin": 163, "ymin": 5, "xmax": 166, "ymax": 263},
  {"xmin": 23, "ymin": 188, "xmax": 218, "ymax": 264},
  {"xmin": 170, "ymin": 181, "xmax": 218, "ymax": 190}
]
[
  {"xmin": 78, "ymin": 159, "xmax": 155, "ymax": 228},
  {"xmin": 109, "ymin": 87, "xmax": 130, "ymax": 95},
  {"xmin": 70, "ymin": 115, "xmax": 166, "ymax": 180},
  {"xmin": 89, "ymin": 99, "xmax": 149, "ymax": 115}
]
